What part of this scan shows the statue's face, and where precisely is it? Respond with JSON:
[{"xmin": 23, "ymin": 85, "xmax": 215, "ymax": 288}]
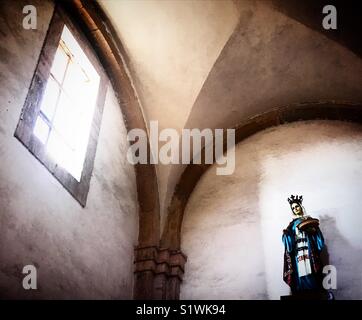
[{"xmin": 291, "ymin": 202, "xmax": 303, "ymax": 216}]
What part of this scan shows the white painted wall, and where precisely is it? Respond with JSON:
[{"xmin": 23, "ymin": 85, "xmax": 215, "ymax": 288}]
[
  {"xmin": 181, "ymin": 121, "xmax": 362, "ymax": 300},
  {"xmin": 0, "ymin": 0, "xmax": 138, "ymax": 299}
]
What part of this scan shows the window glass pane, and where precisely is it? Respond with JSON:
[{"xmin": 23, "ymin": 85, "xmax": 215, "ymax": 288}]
[
  {"xmin": 43, "ymin": 24, "xmax": 101, "ymax": 181},
  {"xmin": 47, "ymin": 129, "xmax": 81, "ymax": 181},
  {"xmin": 61, "ymin": 26, "xmax": 99, "ymax": 80},
  {"xmin": 40, "ymin": 76, "xmax": 60, "ymax": 120},
  {"xmin": 50, "ymin": 44, "xmax": 69, "ymax": 82},
  {"xmin": 62, "ymin": 60, "xmax": 87, "ymax": 100},
  {"xmin": 52, "ymin": 91, "xmax": 77, "ymax": 150},
  {"xmin": 33, "ymin": 116, "xmax": 50, "ymax": 144}
]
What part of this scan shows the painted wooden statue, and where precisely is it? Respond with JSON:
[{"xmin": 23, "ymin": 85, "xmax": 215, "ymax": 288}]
[{"xmin": 282, "ymin": 195, "xmax": 325, "ymax": 294}]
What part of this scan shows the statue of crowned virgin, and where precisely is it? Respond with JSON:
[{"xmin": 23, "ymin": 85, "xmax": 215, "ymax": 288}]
[{"xmin": 282, "ymin": 195, "xmax": 326, "ymax": 295}]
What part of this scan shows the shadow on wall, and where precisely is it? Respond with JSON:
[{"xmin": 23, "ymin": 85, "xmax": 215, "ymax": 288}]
[{"xmin": 319, "ymin": 215, "xmax": 362, "ymax": 299}]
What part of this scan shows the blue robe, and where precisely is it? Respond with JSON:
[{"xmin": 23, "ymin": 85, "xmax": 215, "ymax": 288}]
[{"xmin": 282, "ymin": 217, "xmax": 324, "ymax": 292}]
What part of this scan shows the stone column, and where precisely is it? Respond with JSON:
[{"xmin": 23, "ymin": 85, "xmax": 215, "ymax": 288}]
[{"xmin": 134, "ymin": 246, "xmax": 187, "ymax": 299}]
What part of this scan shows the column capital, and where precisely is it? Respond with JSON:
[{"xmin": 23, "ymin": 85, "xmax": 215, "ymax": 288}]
[{"xmin": 133, "ymin": 246, "xmax": 187, "ymax": 299}]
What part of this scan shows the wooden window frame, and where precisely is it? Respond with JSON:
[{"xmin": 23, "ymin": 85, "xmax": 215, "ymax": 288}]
[{"xmin": 15, "ymin": 5, "xmax": 108, "ymax": 207}]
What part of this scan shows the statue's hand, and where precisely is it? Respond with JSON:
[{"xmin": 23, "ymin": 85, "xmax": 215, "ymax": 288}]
[{"xmin": 297, "ymin": 218, "xmax": 319, "ymax": 234}]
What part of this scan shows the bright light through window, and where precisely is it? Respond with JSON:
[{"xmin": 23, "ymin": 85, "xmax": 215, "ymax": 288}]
[{"xmin": 33, "ymin": 25, "xmax": 100, "ymax": 181}]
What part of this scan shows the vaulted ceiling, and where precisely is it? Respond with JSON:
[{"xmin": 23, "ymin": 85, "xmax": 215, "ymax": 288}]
[{"xmin": 98, "ymin": 0, "xmax": 362, "ymax": 230}]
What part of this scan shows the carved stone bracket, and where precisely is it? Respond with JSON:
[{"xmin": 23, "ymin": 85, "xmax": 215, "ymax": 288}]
[{"xmin": 134, "ymin": 246, "xmax": 187, "ymax": 299}]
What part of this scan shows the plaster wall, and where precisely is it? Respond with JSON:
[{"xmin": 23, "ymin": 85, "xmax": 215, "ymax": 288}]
[
  {"xmin": 181, "ymin": 121, "xmax": 362, "ymax": 299},
  {"xmin": 0, "ymin": 0, "xmax": 138, "ymax": 299}
]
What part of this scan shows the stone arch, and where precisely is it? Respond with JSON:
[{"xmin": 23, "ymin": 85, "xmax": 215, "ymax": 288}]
[
  {"xmin": 63, "ymin": 0, "xmax": 161, "ymax": 245},
  {"xmin": 161, "ymin": 101, "xmax": 362, "ymax": 253},
  {"xmin": 60, "ymin": 0, "xmax": 161, "ymax": 298}
]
